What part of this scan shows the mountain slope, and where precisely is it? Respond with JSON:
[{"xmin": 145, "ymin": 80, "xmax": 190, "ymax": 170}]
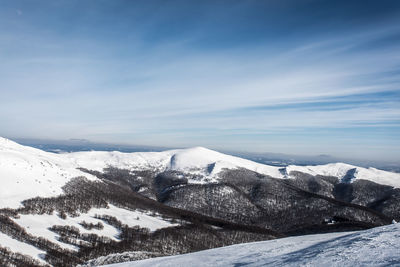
[
  {"xmin": 0, "ymin": 137, "xmax": 97, "ymax": 208},
  {"xmin": 104, "ymin": 223, "xmax": 400, "ymax": 267},
  {"xmin": 61, "ymin": 146, "xmax": 284, "ymax": 183},
  {"xmin": 1, "ymin": 136, "xmax": 400, "ymax": 204},
  {"xmin": 287, "ymin": 163, "xmax": 400, "ymax": 188},
  {"xmin": 62, "ymin": 144, "xmax": 400, "ymax": 188},
  {"xmin": 1, "ymin": 137, "xmax": 400, "ymax": 266}
]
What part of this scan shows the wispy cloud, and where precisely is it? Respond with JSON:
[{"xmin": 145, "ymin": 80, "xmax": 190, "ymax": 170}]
[{"xmin": 0, "ymin": 0, "xmax": 399, "ymax": 160}]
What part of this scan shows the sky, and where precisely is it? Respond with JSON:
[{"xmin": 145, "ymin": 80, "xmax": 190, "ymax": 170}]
[{"xmin": 0, "ymin": 0, "xmax": 399, "ymax": 161}]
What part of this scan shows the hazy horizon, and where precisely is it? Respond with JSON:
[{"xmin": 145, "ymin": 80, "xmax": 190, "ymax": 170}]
[{"xmin": 1, "ymin": 0, "xmax": 399, "ymax": 161}]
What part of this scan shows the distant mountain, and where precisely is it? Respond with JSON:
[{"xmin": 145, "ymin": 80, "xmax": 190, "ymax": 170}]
[
  {"xmin": 13, "ymin": 137, "xmax": 400, "ymax": 173},
  {"xmin": 0, "ymin": 137, "xmax": 399, "ymax": 266},
  {"xmin": 229, "ymin": 150, "xmax": 400, "ymax": 173},
  {"xmin": 2, "ymin": 136, "xmax": 400, "ymax": 208}
]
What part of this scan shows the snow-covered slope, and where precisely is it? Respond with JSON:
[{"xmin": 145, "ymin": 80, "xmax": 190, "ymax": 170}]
[
  {"xmin": 1, "ymin": 137, "xmax": 400, "ymax": 209},
  {"xmin": 0, "ymin": 137, "xmax": 97, "ymax": 208},
  {"xmin": 104, "ymin": 223, "xmax": 400, "ymax": 267},
  {"xmin": 287, "ymin": 163, "xmax": 400, "ymax": 188},
  {"xmin": 11, "ymin": 204, "xmax": 178, "ymax": 253},
  {"xmin": 62, "ymin": 146, "xmax": 284, "ymax": 181}
]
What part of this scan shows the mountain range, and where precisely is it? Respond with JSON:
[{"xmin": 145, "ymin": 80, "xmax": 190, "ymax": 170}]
[{"xmin": 0, "ymin": 137, "xmax": 399, "ymax": 266}]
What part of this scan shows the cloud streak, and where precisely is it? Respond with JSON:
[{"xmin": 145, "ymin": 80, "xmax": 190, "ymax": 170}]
[{"xmin": 0, "ymin": 0, "xmax": 399, "ymax": 161}]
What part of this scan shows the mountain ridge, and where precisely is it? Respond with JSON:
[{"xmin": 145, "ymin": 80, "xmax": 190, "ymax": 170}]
[
  {"xmin": 1, "ymin": 136, "xmax": 400, "ymax": 209},
  {"xmin": 0, "ymin": 137, "xmax": 399, "ymax": 266}
]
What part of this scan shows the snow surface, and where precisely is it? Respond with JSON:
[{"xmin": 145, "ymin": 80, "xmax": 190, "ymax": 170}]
[
  {"xmin": 0, "ymin": 231, "xmax": 46, "ymax": 263},
  {"xmin": 13, "ymin": 204, "xmax": 178, "ymax": 251},
  {"xmin": 104, "ymin": 223, "xmax": 400, "ymax": 267},
  {"xmin": 1, "ymin": 137, "xmax": 400, "ymax": 210},
  {"xmin": 0, "ymin": 137, "xmax": 97, "ymax": 208}
]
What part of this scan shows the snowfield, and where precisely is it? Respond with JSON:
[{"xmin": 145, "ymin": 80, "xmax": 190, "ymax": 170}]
[
  {"xmin": 0, "ymin": 137, "xmax": 98, "ymax": 208},
  {"xmin": 104, "ymin": 223, "xmax": 400, "ymax": 267},
  {"xmin": 1, "ymin": 136, "xmax": 400, "ymax": 209},
  {"xmin": 12, "ymin": 204, "xmax": 178, "ymax": 251}
]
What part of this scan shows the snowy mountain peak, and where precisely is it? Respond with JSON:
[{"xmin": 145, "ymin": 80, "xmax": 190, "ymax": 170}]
[
  {"xmin": 166, "ymin": 146, "xmax": 284, "ymax": 180},
  {"xmin": 1, "ymin": 138, "xmax": 400, "ymax": 209}
]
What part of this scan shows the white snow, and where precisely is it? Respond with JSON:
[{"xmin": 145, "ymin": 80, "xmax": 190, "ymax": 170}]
[
  {"xmin": 0, "ymin": 137, "xmax": 97, "ymax": 209},
  {"xmin": 104, "ymin": 223, "xmax": 400, "ymax": 267},
  {"xmin": 12, "ymin": 204, "xmax": 178, "ymax": 250},
  {"xmin": 0, "ymin": 231, "xmax": 46, "ymax": 263}
]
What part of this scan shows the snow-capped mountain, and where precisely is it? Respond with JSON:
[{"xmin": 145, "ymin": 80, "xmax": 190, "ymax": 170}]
[
  {"xmin": 103, "ymin": 223, "xmax": 400, "ymax": 267},
  {"xmin": 2, "ymin": 136, "xmax": 399, "ymax": 208},
  {"xmin": 62, "ymin": 146, "xmax": 283, "ymax": 183},
  {"xmin": 1, "ymin": 136, "xmax": 399, "ymax": 266},
  {"xmin": 62, "ymin": 144, "xmax": 400, "ymax": 187}
]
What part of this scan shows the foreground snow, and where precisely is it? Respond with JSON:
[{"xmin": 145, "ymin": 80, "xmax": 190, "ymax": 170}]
[
  {"xmin": 105, "ymin": 223, "xmax": 400, "ymax": 267},
  {"xmin": 1, "ymin": 137, "xmax": 400, "ymax": 209}
]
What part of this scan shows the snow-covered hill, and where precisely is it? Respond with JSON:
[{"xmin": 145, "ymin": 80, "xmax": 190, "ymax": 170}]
[
  {"xmin": 0, "ymin": 137, "xmax": 97, "ymax": 208},
  {"xmin": 287, "ymin": 163, "xmax": 400, "ymax": 188},
  {"xmin": 1, "ymin": 137, "xmax": 400, "ymax": 266},
  {"xmin": 62, "ymin": 146, "xmax": 283, "ymax": 182},
  {"xmin": 1, "ymin": 137, "xmax": 400, "ymax": 209},
  {"xmin": 61, "ymin": 144, "xmax": 400, "ymax": 187},
  {"xmin": 104, "ymin": 223, "xmax": 400, "ymax": 267}
]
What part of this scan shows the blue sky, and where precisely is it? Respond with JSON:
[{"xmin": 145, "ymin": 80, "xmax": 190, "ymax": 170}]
[{"xmin": 0, "ymin": 0, "xmax": 399, "ymax": 161}]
